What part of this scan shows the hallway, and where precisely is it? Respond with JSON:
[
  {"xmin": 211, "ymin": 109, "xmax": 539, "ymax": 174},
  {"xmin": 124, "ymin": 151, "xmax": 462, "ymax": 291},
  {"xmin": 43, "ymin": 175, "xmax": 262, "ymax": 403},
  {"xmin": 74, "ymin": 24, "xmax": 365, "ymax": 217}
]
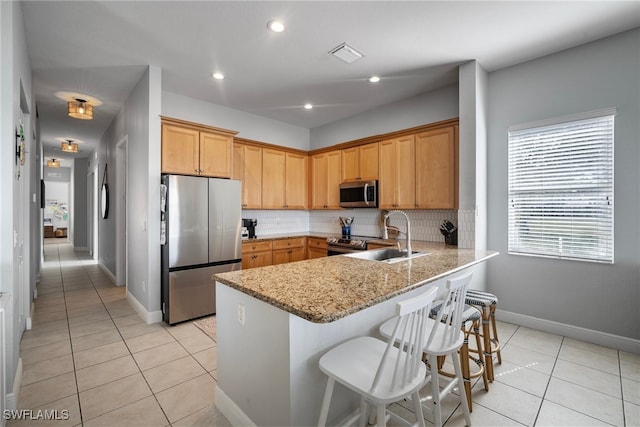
[{"xmin": 12, "ymin": 243, "xmax": 230, "ymax": 426}]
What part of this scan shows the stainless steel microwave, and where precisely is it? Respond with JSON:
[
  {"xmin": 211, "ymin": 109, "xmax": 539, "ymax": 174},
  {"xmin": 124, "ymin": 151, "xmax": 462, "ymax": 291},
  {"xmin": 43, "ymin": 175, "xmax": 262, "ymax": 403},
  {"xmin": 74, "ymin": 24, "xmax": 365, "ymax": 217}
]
[{"xmin": 339, "ymin": 180, "xmax": 378, "ymax": 208}]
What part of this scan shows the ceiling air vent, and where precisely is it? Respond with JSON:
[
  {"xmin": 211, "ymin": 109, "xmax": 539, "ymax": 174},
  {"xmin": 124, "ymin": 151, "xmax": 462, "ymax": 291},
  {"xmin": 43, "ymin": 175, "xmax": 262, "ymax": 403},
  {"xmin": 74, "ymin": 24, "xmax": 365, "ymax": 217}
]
[{"xmin": 329, "ymin": 42, "xmax": 364, "ymax": 64}]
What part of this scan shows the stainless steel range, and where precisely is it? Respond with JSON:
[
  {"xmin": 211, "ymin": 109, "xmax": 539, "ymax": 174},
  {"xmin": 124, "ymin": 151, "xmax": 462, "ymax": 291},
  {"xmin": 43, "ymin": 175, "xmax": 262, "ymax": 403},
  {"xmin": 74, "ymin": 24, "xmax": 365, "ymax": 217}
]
[{"xmin": 326, "ymin": 235, "xmax": 376, "ymax": 256}]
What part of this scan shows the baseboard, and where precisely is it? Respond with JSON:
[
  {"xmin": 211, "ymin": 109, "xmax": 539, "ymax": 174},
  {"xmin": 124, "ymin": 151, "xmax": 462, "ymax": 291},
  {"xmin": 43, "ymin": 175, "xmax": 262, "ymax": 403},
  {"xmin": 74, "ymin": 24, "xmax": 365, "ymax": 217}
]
[
  {"xmin": 6, "ymin": 358, "xmax": 23, "ymax": 410},
  {"xmin": 126, "ymin": 291, "xmax": 162, "ymax": 325},
  {"xmin": 215, "ymin": 385, "xmax": 256, "ymax": 427},
  {"xmin": 497, "ymin": 309, "xmax": 640, "ymax": 354},
  {"xmin": 98, "ymin": 263, "xmax": 116, "ymax": 284},
  {"xmin": 74, "ymin": 246, "xmax": 89, "ymax": 252}
]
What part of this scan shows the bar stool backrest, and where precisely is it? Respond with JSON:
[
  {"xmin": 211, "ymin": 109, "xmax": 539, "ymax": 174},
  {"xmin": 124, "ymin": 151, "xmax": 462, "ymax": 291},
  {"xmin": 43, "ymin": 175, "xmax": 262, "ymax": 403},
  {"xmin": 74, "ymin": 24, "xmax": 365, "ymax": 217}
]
[
  {"xmin": 427, "ymin": 273, "xmax": 473, "ymax": 351},
  {"xmin": 371, "ymin": 286, "xmax": 438, "ymax": 394}
]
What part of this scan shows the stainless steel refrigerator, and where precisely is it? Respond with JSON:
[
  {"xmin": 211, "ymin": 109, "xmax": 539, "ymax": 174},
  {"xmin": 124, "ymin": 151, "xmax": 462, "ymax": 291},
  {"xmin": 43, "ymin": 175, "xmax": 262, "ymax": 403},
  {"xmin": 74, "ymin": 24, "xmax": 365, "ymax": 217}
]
[{"xmin": 161, "ymin": 174, "xmax": 242, "ymax": 325}]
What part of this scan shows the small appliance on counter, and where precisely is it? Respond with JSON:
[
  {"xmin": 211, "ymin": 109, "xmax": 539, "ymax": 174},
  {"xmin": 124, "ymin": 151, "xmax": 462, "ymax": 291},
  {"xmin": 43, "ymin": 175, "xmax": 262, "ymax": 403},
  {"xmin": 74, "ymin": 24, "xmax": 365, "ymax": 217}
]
[{"xmin": 242, "ymin": 218, "xmax": 257, "ymax": 239}]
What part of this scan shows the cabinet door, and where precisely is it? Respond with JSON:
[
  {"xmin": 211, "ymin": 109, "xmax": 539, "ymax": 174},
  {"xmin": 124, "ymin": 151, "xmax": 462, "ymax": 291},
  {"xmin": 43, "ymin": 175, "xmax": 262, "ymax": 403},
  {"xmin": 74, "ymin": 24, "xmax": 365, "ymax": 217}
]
[
  {"xmin": 358, "ymin": 142, "xmax": 379, "ymax": 181},
  {"xmin": 262, "ymin": 149, "xmax": 286, "ymax": 209},
  {"xmin": 415, "ymin": 126, "xmax": 458, "ymax": 209},
  {"xmin": 243, "ymin": 145, "xmax": 263, "ymax": 209},
  {"xmin": 232, "ymin": 143, "xmax": 244, "ymax": 181},
  {"xmin": 378, "ymin": 139, "xmax": 397, "ymax": 209},
  {"xmin": 289, "ymin": 247, "xmax": 306, "ymax": 263},
  {"xmin": 242, "ymin": 251, "xmax": 272, "ymax": 269},
  {"xmin": 272, "ymin": 248, "xmax": 291, "ymax": 265},
  {"xmin": 162, "ymin": 124, "xmax": 200, "ymax": 175},
  {"xmin": 200, "ymin": 131, "xmax": 232, "ymax": 178},
  {"xmin": 310, "ymin": 153, "xmax": 329, "ymax": 209},
  {"xmin": 285, "ymin": 152, "xmax": 308, "ymax": 209},
  {"xmin": 395, "ymin": 135, "xmax": 416, "ymax": 209},
  {"xmin": 325, "ymin": 150, "xmax": 342, "ymax": 209},
  {"xmin": 307, "ymin": 247, "xmax": 327, "ymax": 259},
  {"xmin": 379, "ymin": 136, "xmax": 415, "ymax": 209},
  {"xmin": 341, "ymin": 147, "xmax": 359, "ymax": 182}
]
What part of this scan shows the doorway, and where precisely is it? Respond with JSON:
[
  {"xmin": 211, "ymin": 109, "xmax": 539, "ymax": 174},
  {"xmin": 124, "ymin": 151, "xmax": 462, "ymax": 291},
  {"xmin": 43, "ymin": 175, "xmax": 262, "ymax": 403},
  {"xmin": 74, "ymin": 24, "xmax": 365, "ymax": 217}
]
[{"xmin": 115, "ymin": 137, "xmax": 128, "ymax": 287}]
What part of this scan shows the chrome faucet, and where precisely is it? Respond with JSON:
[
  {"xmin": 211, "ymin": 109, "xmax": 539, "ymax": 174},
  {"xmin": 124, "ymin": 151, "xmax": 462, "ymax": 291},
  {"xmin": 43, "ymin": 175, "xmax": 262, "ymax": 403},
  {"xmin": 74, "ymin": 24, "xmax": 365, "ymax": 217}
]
[{"xmin": 382, "ymin": 210, "xmax": 411, "ymax": 257}]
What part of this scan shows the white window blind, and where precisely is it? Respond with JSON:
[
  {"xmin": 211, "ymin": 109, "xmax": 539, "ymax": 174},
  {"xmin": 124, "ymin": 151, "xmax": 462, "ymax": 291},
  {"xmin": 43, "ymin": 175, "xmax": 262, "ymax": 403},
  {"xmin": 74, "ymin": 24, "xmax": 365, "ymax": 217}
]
[{"xmin": 508, "ymin": 109, "xmax": 614, "ymax": 263}]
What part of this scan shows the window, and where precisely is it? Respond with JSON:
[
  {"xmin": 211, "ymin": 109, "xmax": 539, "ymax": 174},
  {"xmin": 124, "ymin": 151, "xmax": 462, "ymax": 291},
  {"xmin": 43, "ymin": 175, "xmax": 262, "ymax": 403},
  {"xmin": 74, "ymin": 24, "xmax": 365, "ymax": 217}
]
[{"xmin": 508, "ymin": 109, "xmax": 615, "ymax": 263}]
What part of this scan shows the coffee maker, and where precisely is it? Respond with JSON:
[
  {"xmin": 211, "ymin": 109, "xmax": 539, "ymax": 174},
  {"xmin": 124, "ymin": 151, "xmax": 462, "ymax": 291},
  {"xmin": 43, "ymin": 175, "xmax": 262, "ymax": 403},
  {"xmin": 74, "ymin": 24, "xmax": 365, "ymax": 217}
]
[{"xmin": 242, "ymin": 218, "xmax": 258, "ymax": 239}]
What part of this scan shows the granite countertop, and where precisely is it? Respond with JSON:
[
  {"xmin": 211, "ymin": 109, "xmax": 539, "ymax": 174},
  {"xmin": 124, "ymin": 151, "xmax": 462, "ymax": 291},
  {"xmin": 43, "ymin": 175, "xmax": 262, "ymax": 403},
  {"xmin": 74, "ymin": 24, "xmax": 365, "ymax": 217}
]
[
  {"xmin": 215, "ymin": 241, "xmax": 498, "ymax": 323},
  {"xmin": 241, "ymin": 232, "xmax": 335, "ymax": 242}
]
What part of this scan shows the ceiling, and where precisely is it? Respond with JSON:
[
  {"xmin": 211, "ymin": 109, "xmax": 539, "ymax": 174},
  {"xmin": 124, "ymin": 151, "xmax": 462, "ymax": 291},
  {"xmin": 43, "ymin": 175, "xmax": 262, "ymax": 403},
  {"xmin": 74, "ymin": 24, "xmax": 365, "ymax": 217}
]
[{"xmin": 21, "ymin": 1, "xmax": 640, "ymax": 162}]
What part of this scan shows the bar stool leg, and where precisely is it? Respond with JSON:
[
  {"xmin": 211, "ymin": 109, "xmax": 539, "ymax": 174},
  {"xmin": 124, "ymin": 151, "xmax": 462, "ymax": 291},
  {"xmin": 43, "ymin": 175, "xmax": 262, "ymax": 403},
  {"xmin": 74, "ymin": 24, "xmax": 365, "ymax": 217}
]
[
  {"xmin": 480, "ymin": 305, "xmax": 495, "ymax": 382},
  {"xmin": 490, "ymin": 303, "xmax": 502, "ymax": 364}
]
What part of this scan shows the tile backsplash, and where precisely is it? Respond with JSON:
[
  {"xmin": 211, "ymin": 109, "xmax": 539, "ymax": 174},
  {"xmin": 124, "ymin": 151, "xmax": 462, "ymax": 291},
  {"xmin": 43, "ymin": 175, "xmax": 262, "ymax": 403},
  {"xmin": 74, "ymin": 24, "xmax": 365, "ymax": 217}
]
[{"xmin": 242, "ymin": 209, "xmax": 464, "ymax": 245}]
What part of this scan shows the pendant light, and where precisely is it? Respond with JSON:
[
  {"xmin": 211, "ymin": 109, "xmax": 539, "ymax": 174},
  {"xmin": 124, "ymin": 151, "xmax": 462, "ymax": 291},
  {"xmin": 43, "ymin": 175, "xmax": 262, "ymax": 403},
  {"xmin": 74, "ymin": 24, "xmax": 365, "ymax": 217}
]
[
  {"xmin": 68, "ymin": 98, "xmax": 94, "ymax": 120},
  {"xmin": 61, "ymin": 139, "xmax": 78, "ymax": 153},
  {"xmin": 47, "ymin": 158, "xmax": 60, "ymax": 168}
]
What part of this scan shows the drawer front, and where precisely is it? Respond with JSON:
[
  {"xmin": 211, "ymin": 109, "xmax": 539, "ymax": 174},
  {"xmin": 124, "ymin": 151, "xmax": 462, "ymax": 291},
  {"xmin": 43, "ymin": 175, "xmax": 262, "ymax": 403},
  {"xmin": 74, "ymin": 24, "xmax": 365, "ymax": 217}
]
[
  {"xmin": 307, "ymin": 237, "xmax": 328, "ymax": 249},
  {"xmin": 242, "ymin": 240, "xmax": 273, "ymax": 253},
  {"xmin": 242, "ymin": 251, "xmax": 272, "ymax": 269},
  {"xmin": 272, "ymin": 237, "xmax": 306, "ymax": 250}
]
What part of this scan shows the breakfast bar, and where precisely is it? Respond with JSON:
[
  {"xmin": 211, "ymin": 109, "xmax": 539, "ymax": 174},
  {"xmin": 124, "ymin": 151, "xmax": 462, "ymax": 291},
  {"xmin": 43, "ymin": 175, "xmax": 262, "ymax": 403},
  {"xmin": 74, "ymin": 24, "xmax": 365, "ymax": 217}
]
[{"xmin": 214, "ymin": 242, "xmax": 498, "ymax": 426}]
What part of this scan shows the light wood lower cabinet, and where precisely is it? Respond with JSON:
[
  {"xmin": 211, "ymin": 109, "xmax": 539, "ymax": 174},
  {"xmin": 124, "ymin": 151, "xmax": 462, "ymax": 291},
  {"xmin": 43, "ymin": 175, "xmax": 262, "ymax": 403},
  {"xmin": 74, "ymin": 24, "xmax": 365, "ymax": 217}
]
[
  {"xmin": 367, "ymin": 242, "xmax": 394, "ymax": 250},
  {"xmin": 241, "ymin": 240, "xmax": 273, "ymax": 269},
  {"xmin": 307, "ymin": 237, "xmax": 328, "ymax": 259},
  {"xmin": 272, "ymin": 237, "xmax": 306, "ymax": 265},
  {"xmin": 242, "ymin": 237, "xmax": 309, "ymax": 269}
]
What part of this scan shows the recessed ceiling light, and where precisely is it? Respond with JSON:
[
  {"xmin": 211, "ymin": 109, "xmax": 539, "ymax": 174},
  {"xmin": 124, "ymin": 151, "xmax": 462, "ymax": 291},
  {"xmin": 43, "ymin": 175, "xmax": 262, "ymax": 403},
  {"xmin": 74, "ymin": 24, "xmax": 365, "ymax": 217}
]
[
  {"xmin": 369, "ymin": 76, "xmax": 381, "ymax": 83},
  {"xmin": 304, "ymin": 104, "xmax": 313, "ymax": 110},
  {"xmin": 267, "ymin": 20, "xmax": 285, "ymax": 33},
  {"xmin": 211, "ymin": 72, "xmax": 224, "ymax": 80}
]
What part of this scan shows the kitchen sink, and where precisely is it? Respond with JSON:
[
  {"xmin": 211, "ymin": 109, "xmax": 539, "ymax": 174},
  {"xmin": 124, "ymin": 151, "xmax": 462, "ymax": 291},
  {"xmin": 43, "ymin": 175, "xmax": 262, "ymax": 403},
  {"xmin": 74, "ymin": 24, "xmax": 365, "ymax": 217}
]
[{"xmin": 344, "ymin": 248, "xmax": 430, "ymax": 264}]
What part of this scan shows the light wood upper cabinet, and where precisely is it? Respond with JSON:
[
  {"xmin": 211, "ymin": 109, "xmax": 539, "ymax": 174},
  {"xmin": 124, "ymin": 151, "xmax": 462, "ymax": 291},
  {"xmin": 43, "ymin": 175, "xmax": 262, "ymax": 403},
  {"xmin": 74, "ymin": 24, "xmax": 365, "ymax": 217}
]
[
  {"xmin": 284, "ymin": 152, "xmax": 308, "ymax": 209},
  {"xmin": 261, "ymin": 149, "xmax": 307, "ymax": 209},
  {"xmin": 161, "ymin": 118, "xmax": 236, "ymax": 178},
  {"xmin": 199, "ymin": 131, "xmax": 232, "ymax": 178},
  {"xmin": 262, "ymin": 149, "xmax": 287, "ymax": 208},
  {"xmin": 415, "ymin": 126, "xmax": 458, "ymax": 209},
  {"xmin": 162, "ymin": 124, "xmax": 200, "ymax": 175},
  {"xmin": 233, "ymin": 143, "xmax": 262, "ymax": 209},
  {"xmin": 379, "ymin": 135, "xmax": 416, "ymax": 209},
  {"xmin": 341, "ymin": 142, "xmax": 378, "ymax": 182},
  {"xmin": 310, "ymin": 150, "xmax": 341, "ymax": 209}
]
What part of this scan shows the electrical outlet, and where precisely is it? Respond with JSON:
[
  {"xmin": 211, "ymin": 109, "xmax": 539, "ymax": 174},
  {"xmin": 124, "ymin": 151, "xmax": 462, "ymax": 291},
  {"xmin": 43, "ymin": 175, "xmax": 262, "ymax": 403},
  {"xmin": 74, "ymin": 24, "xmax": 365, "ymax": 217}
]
[{"xmin": 237, "ymin": 304, "xmax": 245, "ymax": 326}]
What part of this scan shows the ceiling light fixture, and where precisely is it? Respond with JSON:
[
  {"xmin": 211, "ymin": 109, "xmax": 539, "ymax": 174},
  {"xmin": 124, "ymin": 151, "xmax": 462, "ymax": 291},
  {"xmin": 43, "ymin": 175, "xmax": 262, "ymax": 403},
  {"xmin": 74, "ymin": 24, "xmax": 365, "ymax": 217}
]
[
  {"xmin": 329, "ymin": 42, "xmax": 364, "ymax": 64},
  {"xmin": 67, "ymin": 98, "xmax": 93, "ymax": 120},
  {"xmin": 304, "ymin": 104, "xmax": 313, "ymax": 110},
  {"xmin": 267, "ymin": 20, "xmax": 285, "ymax": 33},
  {"xmin": 211, "ymin": 72, "xmax": 225, "ymax": 80},
  {"xmin": 369, "ymin": 76, "xmax": 381, "ymax": 83},
  {"xmin": 61, "ymin": 140, "xmax": 78, "ymax": 153},
  {"xmin": 47, "ymin": 159, "xmax": 60, "ymax": 168}
]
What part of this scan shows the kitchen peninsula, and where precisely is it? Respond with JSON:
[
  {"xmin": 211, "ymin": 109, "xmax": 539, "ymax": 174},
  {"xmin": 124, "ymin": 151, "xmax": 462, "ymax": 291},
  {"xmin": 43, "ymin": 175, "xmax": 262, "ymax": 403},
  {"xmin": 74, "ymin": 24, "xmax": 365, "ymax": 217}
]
[{"xmin": 214, "ymin": 242, "xmax": 498, "ymax": 426}]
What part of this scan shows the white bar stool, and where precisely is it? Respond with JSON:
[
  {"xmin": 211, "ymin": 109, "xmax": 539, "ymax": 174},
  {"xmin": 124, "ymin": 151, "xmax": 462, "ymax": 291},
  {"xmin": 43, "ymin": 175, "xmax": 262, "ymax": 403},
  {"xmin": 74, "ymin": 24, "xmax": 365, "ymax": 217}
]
[
  {"xmin": 317, "ymin": 286, "xmax": 439, "ymax": 427},
  {"xmin": 379, "ymin": 273, "xmax": 474, "ymax": 427}
]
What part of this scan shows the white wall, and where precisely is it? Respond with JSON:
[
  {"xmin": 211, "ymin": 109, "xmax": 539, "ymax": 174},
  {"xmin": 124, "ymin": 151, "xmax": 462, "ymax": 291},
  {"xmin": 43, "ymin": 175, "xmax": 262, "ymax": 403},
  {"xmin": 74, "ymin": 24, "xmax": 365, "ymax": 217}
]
[
  {"xmin": 72, "ymin": 158, "xmax": 88, "ymax": 250},
  {"xmin": 94, "ymin": 66, "xmax": 162, "ymax": 321},
  {"xmin": 487, "ymin": 28, "xmax": 640, "ymax": 340},
  {"xmin": 309, "ymin": 84, "xmax": 459, "ymax": 149},
  {"xmin": 162, "ymin": 91, "xmax": 309, "ymax": 150},
  {"xmin": 0, "ymin": 0, "xmax": 34, "ymax": 409}
]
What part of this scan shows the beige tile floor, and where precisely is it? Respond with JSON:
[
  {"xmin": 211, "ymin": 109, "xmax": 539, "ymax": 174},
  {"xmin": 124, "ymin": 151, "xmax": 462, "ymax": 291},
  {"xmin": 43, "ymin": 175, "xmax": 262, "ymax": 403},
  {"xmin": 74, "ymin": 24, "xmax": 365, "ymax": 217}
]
[
  {"xmin": 12, "ymin": 242, "xmax": 640, "ymax": 426},
  {"xmin": 11, "ymin": 243, "xmax": 231, "ymax": 427}
]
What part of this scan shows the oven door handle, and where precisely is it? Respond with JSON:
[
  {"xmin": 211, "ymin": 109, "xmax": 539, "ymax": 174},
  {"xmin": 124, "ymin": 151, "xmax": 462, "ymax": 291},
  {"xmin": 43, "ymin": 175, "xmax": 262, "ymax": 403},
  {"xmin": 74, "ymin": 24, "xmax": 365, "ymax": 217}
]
[{"xmin": 327, "ymin": 246, "xmax": 364, "ymax": 255}]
